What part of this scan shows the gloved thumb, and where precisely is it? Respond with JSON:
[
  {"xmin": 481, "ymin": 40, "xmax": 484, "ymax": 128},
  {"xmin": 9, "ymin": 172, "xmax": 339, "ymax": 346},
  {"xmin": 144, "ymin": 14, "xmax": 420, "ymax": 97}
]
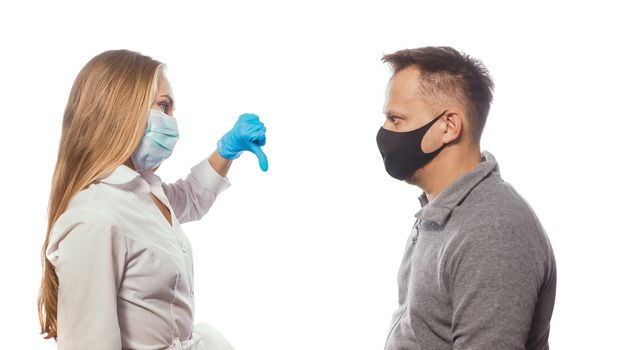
[{"xmin": 249, "ymin": 143, "xmax": 268, "ymax": 172}]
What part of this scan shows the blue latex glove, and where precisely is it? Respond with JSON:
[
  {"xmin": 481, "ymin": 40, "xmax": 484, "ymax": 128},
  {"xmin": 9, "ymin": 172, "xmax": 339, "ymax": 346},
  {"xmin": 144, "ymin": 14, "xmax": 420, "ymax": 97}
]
[{"xmin": 217, "ymin": 113, "xmax": 268, "ymax": 171}]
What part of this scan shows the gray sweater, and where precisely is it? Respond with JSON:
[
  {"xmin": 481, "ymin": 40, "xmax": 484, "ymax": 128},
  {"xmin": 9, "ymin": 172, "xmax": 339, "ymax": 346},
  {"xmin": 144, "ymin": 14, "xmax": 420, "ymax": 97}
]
[{"xmin": 385, "ymin": 152, "xmax": 556, "ymax": 350}]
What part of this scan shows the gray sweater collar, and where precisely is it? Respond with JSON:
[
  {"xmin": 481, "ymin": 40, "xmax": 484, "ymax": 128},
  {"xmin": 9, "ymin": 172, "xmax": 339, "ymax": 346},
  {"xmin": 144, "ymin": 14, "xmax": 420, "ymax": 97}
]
[{"xmin": 415, "ymin": 151, "xmax": 499, "ymax": 225}]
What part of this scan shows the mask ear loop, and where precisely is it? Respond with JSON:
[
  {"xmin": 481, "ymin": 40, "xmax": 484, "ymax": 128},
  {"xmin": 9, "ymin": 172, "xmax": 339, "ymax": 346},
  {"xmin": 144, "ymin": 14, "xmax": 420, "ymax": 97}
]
[
  {"xmin": 420, "ymin": 110, "xmax": 450, "ymax": 155},
  {"xmin": 433, "ymin": 109, "xmax": 449, "ymax": 123},
  {"xmin": 416, "ymin": 109, "xmax": 449, "ymax": 135}
]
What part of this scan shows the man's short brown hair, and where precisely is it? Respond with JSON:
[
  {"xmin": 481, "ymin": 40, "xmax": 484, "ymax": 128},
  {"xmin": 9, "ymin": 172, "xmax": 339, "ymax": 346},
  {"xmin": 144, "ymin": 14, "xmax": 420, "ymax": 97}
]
[{"xmin": 382, "ymin": 46, "xmax": 494, "ymax": 142}]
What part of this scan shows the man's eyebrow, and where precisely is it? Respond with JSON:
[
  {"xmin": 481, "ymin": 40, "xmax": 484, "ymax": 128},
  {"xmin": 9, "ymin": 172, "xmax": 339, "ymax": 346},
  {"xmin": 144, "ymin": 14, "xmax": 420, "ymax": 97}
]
[{"xmin": 384, "ymin": 109, "xmax": 404, "ymax": 117}]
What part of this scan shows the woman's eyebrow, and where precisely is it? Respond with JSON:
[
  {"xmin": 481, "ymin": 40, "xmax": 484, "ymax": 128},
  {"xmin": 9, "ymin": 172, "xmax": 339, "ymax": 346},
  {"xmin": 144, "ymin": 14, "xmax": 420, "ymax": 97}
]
[{"xmin": 160, "ymin": 94, "xmax": 175, "ymax": 109}]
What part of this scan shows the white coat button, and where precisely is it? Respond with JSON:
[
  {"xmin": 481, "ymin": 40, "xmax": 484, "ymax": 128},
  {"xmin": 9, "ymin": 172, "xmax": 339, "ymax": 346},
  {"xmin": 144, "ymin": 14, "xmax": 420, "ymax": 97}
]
[
  {"xmin": 181, "ymin": 243, "xmax": 187, "ymax": 252},
  {"xmin": 190, "ymin": 289, "xmax": 194, "ymax": 298}
]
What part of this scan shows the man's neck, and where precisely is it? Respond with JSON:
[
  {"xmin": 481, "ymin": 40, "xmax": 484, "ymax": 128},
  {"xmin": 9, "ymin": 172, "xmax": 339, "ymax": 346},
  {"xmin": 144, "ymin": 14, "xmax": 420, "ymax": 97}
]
[{"xmin": 419, "ymin": 146, "xmax": 482, "ymax": 202}]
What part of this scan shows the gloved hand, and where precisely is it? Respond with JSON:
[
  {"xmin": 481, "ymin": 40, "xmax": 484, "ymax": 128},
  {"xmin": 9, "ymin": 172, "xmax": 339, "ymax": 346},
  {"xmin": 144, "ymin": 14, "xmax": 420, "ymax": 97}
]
[{"xmin": 217, "ymin": 113, "xmax": 268, "ymax": 171}]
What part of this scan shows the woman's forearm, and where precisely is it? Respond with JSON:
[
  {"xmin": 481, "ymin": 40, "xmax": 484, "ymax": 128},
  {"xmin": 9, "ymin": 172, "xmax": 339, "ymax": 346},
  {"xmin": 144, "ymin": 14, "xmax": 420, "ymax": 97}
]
[{"xmin": 208, "ymin": 150, "xmax": 233, "ymax": 177}]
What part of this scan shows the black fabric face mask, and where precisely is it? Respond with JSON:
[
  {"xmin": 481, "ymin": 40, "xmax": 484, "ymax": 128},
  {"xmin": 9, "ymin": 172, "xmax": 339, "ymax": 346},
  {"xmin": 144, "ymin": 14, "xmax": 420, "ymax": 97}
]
[{"xmin": 376, "ymin": 110, "xmax": 448, "ymax": 180}]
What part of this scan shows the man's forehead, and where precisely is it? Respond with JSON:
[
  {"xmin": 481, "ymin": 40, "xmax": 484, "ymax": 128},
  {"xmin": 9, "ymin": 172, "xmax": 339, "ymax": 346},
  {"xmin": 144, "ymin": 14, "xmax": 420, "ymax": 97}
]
[
  {"xmin": 390, "ymin": 66, "xmax": 422, "ymax": 88},
  {"xmin": 387, "ymin": 66, "xmax": 423, "ymax": 102}
]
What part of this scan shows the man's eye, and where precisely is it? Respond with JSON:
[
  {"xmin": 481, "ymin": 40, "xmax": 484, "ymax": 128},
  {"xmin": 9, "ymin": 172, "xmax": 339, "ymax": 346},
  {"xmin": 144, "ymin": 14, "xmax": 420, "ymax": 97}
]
[{"xmin": 390, "ymin": 116, "xmax": 399, "ymax": 123}]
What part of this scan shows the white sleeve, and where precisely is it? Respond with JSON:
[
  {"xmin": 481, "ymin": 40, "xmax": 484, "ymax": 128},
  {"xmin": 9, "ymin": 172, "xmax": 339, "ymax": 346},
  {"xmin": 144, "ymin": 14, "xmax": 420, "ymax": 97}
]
[
  {"xmin": 162, "ymin": 157, "xmax": 231, "ymax": 224},
  {"xmin": 46, "ymin": 208, "xmax": 127, "ymax": 350}
]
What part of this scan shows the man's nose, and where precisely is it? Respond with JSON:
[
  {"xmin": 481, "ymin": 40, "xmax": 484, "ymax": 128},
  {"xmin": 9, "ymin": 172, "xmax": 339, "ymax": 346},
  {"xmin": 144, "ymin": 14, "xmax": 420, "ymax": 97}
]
[{"xmin": 383, "ymin": 120, "xmax": 395, "ymax": 131}]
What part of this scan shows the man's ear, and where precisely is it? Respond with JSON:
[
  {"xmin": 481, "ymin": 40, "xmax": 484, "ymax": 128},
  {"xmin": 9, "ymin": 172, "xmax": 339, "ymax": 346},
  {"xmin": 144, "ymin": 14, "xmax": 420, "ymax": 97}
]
[{"xmin": 440, "ymin": 109, "xmax": 463, "ymax": 144}]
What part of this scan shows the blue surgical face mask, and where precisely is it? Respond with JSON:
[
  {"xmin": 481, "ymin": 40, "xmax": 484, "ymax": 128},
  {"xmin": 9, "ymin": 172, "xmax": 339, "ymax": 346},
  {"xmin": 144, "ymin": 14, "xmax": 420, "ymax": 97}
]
[{"xmin": 131, "ymin": 109, "xmax": 179, "ymax": 171}]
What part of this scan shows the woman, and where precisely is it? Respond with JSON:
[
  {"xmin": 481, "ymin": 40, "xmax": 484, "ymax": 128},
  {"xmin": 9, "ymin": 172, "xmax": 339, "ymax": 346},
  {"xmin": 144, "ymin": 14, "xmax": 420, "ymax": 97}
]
[{"xmin": 37, "ymin": 49, "xmax": 268, "ymax": 349}]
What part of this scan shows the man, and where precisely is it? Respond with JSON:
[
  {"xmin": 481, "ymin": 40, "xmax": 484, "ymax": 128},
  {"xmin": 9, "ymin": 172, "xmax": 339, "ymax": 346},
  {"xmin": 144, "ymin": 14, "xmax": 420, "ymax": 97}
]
[{"xmin": 377, "ymin": 47, "xmax": 556, "ymax": 349}]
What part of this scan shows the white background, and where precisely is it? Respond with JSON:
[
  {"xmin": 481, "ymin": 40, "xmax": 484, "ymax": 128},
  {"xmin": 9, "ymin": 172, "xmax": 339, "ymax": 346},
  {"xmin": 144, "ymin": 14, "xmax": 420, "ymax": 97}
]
[{"xmin": 1, "ymin": 0, "xmax": 620, "ymax": 348}]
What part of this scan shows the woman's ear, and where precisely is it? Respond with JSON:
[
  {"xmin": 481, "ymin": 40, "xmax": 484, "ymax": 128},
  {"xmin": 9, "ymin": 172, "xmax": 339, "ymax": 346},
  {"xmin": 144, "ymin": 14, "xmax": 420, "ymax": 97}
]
[{"xmin": 124, "ymin": 158, "xmax": 135, "ymax": 170}]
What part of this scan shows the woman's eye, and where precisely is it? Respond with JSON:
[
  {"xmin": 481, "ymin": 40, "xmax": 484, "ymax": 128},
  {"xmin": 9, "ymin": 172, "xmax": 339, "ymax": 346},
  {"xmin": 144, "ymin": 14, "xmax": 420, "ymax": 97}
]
[{"xmin": 159, "ymin": 102, "xmax": 168, "ymax": 112}]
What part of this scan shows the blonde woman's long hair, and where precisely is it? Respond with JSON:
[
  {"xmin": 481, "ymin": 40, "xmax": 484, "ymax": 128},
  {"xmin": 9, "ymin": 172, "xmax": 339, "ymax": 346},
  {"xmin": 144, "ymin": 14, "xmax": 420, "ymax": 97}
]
[{"xmin": 38, "ymin": 49, "xmax": 163, "ymax": 339}]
